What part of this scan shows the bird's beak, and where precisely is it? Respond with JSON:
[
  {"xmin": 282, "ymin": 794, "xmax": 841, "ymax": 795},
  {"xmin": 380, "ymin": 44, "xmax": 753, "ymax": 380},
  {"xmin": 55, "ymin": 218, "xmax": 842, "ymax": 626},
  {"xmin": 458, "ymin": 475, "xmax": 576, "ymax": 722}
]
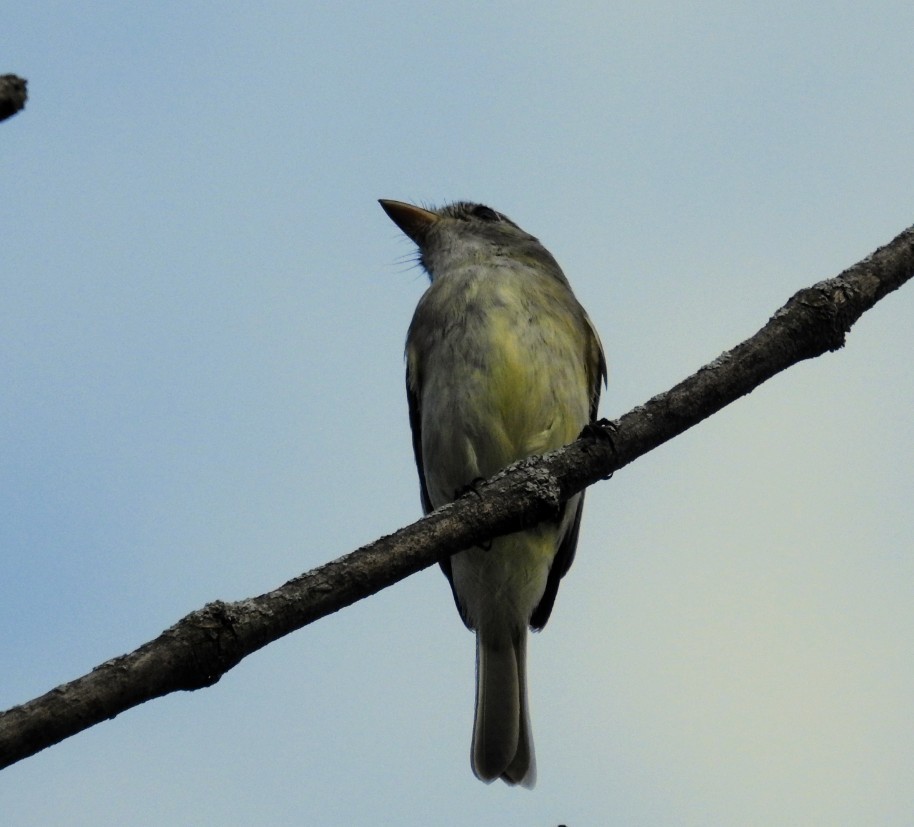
[{"xmin": 379, "ymin": 199, "xmax": 439, "ymax": 244}]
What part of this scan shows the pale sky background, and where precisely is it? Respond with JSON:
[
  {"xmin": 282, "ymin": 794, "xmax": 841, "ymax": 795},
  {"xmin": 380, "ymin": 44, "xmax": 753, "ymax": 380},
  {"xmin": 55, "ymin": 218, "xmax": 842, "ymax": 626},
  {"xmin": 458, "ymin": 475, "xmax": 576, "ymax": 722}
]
[{"xmin": 3, "ymin": 4, "xmax": 913, "ymax": 825}]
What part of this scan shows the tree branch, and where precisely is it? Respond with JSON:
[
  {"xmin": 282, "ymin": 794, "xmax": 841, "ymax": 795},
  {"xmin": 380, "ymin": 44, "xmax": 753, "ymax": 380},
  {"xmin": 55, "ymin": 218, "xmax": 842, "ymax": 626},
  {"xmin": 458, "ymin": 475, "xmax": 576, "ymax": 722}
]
[
  {"xmin": 0, "ymin": 75, "xmax": 27, "ymax": 122},
  {"xmin": 1, "ymin": 223, "xmax": 912, "ymax": 770}
]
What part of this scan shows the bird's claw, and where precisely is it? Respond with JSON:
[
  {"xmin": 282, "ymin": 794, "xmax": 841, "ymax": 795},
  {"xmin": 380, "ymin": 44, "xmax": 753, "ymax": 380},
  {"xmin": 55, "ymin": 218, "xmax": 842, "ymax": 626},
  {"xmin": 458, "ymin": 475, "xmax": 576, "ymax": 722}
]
[
  {"xmin": 579, "ymin": 418, "xmax": 617, "ymax": 479},
  {"xmin": 454, "ymin": 478, "xmax": 492, "ymax": 550}
]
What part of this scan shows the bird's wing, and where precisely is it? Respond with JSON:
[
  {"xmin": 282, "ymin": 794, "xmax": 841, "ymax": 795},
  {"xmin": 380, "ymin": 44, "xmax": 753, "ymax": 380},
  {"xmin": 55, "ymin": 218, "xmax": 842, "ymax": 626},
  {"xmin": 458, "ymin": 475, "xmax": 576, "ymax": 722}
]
[
  {"xmin": 406, "ymin": 353, "xmax": 468, "ymax": 621},
  {"xmin": 530, "ymin": 315, "xmax": 607, "ymax": 630},
  {"xmin": 406, "ymin": 359, "xmax": 432, "ymax": 516}
]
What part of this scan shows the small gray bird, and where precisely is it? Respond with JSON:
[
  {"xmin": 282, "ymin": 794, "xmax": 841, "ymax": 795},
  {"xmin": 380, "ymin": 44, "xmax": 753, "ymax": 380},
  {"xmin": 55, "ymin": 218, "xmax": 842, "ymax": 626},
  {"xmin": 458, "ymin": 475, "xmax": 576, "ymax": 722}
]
[{"xmin": 380, "ymin": 199, "xmax": 606, "ymax": 788}]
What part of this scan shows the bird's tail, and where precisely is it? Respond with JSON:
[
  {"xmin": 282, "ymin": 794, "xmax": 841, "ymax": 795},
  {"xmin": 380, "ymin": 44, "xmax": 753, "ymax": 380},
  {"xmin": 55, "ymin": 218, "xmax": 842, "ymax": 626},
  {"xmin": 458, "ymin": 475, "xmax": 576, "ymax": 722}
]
[{"xmin": 471, "ymin": 628, "xmax": 536, "ymax": 788}]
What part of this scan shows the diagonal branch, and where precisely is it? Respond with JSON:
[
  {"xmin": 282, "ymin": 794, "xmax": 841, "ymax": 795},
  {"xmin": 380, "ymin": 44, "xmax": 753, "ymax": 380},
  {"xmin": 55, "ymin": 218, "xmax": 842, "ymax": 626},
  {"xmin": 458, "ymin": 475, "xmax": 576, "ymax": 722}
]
[{"xmin": 1, "ymin": 223, "xmax": 912, "ymax": 770}]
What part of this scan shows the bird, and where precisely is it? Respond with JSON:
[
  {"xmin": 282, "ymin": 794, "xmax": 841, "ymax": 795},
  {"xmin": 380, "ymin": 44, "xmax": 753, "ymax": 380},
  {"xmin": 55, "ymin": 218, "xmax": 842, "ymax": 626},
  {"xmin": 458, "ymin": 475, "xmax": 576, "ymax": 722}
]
[{"xmin": 379, "ymin": 198, "xmax": 606, "ymax": 788}]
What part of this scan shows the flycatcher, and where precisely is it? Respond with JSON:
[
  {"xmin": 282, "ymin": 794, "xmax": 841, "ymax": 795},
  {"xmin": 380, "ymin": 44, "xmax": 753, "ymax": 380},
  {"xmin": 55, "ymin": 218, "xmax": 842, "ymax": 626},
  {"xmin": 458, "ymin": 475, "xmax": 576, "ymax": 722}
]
[{"xmin": 380, "ymin": 199, "xmax": 606, "ymax": 788}]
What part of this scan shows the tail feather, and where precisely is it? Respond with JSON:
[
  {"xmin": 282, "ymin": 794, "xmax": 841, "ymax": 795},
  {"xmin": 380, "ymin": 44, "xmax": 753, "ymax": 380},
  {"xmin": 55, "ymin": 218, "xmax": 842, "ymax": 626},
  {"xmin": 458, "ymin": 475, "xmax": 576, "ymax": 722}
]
[
  {"xmin": 471, "ymin": 630, "xmax": 536, "ymax": 788},
  {"xmin": 502, "ymin": 632, "xmax": 535, "ymax": 787}
]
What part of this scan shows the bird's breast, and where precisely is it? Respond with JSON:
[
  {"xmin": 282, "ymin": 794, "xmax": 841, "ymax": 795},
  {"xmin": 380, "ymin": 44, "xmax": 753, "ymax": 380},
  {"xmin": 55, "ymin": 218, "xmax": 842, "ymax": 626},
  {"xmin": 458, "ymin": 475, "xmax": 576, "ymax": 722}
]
[{"xmin": 412, "ymin": 267, "xmax": 590, "ymax": 507}]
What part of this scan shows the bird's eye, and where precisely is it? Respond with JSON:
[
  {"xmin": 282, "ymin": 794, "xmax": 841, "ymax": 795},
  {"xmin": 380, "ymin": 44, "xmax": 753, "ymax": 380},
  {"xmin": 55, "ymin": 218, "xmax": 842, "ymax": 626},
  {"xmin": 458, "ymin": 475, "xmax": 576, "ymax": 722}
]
[{"xmin": 471, "ymin": 205, "xmax": 501, "ymax": 222}]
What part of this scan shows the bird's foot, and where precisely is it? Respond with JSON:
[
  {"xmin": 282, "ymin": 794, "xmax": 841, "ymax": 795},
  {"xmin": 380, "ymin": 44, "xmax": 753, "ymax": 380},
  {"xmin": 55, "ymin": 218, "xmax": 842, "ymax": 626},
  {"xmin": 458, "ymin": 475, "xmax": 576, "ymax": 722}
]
[
  {"xmin": 579, "ymin": 418, "xmax": 617, "ymax": 480},
  {"xmin": 454, "ymin": 478, "xmax": 492, "ymax": 550}
]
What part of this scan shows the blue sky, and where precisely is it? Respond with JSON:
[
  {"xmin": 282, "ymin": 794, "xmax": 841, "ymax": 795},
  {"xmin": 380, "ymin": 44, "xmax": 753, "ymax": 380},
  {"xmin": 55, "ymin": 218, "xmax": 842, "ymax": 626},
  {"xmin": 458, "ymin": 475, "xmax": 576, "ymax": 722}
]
[{"xmin": 2, "ymin": 3, "xmax": 913, "ymax": 825}]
